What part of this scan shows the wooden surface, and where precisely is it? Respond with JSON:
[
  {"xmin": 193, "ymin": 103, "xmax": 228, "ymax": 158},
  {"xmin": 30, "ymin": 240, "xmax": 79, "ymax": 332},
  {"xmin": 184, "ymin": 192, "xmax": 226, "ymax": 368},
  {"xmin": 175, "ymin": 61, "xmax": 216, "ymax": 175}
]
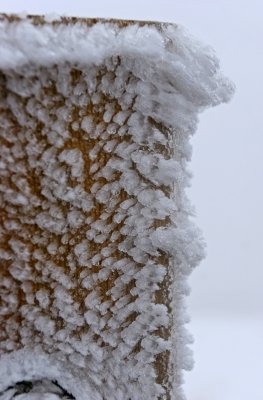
[{"xmin": 0, "ymin": 16, "xmax": 175, "ymax": 399}]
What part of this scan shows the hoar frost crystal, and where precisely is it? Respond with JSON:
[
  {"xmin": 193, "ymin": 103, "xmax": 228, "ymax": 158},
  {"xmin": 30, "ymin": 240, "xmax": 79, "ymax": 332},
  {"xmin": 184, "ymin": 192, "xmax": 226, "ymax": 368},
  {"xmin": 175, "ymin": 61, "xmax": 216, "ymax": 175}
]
[{"xmin": 0, "ymin": 14, "xmax": 234, "ymax": 400}]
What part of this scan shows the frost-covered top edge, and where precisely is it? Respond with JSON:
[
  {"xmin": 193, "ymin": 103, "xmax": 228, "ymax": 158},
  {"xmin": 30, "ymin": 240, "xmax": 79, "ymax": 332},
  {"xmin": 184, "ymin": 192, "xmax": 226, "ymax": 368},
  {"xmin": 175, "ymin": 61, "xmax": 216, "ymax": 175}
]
[
  {"xmin": 0, "ymin": 14, "xmax": 234, "ymax": 110},
  {"xmin": 0, "ymin": 15, "xmax": 173, "ymax": 69}
]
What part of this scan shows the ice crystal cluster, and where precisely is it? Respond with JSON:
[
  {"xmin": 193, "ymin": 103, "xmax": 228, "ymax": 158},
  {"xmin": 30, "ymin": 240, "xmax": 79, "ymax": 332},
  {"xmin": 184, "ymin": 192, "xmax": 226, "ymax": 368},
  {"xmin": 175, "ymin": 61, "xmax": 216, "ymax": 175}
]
[{"xmin": 0, "ymin": 15, "xmax": 234, "ymax": 400}]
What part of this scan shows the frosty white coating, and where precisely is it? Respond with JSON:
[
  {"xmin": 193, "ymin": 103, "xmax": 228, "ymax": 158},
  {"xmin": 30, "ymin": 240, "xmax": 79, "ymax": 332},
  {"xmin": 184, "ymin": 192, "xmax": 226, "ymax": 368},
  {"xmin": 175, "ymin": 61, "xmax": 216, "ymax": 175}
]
[{"xmin": 0, "ymin": 15, "xmax": 234, "ymax": 400}]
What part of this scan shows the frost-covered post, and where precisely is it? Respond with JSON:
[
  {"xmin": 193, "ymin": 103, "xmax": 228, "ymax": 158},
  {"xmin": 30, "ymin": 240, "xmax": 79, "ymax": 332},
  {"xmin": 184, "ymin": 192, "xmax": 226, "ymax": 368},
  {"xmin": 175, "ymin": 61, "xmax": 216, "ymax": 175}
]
[{"xmin": 0, "ymin": 15, "xmax": 233, "ymax": 400}]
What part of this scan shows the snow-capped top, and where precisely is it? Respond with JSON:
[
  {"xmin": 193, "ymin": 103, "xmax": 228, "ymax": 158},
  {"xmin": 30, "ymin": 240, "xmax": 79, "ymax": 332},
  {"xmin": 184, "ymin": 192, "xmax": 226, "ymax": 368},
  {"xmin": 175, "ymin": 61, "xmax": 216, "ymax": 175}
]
[{"xmin": 0, "ymin": 15, "xmax": 233, "ymax": 109}]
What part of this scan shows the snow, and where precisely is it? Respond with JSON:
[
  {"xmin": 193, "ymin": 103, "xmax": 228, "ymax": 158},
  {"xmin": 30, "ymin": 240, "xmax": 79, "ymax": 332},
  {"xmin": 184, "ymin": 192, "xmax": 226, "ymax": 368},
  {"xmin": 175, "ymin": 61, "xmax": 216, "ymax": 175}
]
[{"xmin": 0, "ymin": 14, "xmax": 233, "ymax": 400}]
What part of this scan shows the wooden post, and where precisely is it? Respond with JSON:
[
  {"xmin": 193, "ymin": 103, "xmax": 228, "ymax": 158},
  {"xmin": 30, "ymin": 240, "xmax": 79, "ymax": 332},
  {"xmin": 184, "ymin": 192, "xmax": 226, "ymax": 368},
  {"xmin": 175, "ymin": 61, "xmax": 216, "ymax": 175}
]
[{"xmin": 0, "ymin": 14, "xmax": 233, "ymax": 400}]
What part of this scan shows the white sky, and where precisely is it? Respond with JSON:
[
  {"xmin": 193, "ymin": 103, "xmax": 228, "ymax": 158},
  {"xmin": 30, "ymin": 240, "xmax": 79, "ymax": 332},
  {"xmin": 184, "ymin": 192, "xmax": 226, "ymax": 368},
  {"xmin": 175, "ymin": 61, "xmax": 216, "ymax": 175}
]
[{"xmin": 0, "ymin": 0, "xmax": 262, "ymax": 398}]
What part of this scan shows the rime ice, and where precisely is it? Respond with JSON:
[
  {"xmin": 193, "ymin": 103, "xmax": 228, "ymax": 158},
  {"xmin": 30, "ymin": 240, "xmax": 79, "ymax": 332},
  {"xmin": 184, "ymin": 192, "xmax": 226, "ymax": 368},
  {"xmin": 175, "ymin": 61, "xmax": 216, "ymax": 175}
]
[{"xmin": 0, "ymin": 15, "xmax": 234, "ymax": 400}]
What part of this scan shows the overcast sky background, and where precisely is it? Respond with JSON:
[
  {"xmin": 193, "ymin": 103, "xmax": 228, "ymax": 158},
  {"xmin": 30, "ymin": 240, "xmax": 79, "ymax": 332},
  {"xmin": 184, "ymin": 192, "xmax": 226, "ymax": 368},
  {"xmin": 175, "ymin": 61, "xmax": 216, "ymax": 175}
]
[{"xmin": 0, "ymin": 1, "xmax": 262, "ymax": 399}]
